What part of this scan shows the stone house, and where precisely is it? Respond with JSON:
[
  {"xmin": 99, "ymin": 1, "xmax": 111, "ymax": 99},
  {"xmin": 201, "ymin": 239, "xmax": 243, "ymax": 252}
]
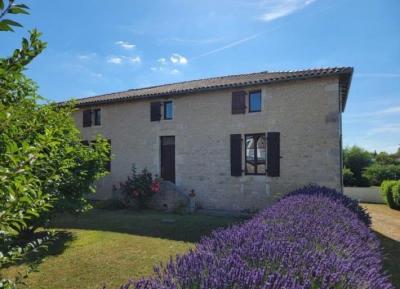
[{"xmin": 70, "ymin": 67, "xmax": 353, "ymax": 211}]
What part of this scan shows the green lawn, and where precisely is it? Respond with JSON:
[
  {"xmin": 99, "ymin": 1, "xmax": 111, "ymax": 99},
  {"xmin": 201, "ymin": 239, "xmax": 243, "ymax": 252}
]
[{"xmin": 2, "ymin": 209, "xmax": 239, "ymax": 289}]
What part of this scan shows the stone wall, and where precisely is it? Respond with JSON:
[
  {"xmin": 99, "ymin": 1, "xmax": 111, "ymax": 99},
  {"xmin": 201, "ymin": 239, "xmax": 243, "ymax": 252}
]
[{"xmin": 73, "ymin": 77, "xmax": 342, "ymax": 211}]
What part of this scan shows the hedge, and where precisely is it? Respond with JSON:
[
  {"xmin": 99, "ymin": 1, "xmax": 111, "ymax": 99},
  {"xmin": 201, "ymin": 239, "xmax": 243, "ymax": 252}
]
[
  {"xmin": 110, "ymin": 186, "xmax": 393, "ymax": 289},
  {"xmin": 381, "ymin": 180, "xmax": 400, "ymax": 209}
]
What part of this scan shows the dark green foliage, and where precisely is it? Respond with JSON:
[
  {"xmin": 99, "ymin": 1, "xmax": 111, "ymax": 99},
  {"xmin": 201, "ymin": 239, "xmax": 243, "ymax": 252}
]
[
  {"xmin": 1, "ymin": 2, "xmax": 110, "ymax": 287},
  {"xmin": 342, "ymin": 166, "xmax": 355, "ymax": 185},
  {"xmin": 380, "ymin": 180, "xmax": 400, "ymax": 210},
  {"xmin": 343, "ymin": 146, "xmax": 400, "ymax": 187},
  {"xmin": 392, "ymin": 182, "xmax": 400, "ymax": 209},
  {"xmin": 0, "ymin": 1, "xmax": 29, "ymax": 32},
  {"xmin": 343, "ymin": 146, "xmax": 373, "ymax": 186},
  {"xmin": 375, "ymin": 152, "xmax": 400, "ymax": 165},
  {"xmin": 363, "ymin": 164, "xmax": 400, "ymax": 186}
]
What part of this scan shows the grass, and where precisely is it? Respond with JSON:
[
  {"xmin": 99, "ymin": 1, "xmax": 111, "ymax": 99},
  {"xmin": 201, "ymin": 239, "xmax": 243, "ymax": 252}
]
[
  {"xmin": 1, "ymin": 209, "xmax": 239, "ymax": 289},
  {"xmin": 362, "ymin": 203, "xmax": 400, "ymax": 289}
]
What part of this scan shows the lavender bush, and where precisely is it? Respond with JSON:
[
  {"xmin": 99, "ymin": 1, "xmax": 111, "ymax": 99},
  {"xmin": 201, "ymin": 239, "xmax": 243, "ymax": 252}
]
[
  {"xmin": 282, "ymin": 185, "xmax": 371, "ymax": 226},
  {"xmin": 111, "ymin": 186, "xmax": 393, "ymax": 289}
]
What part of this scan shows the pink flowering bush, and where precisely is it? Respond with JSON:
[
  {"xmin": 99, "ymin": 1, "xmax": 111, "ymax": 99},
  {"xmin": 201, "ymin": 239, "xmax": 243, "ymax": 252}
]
[
  {"xmin": 106, "ymin": 185, "xmax": 393, "ymax": 289},
  {"xmin": 114, "ymin": 164, "xmax": 160, "ymax": 209}
]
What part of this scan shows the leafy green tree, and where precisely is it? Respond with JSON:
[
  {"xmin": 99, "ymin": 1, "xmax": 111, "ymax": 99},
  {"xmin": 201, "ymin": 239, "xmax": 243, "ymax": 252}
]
[
  {"xmin": 343, "ymin": 146, "xmax": 373, "ymax": 186},
  {"xmin": 342, "ymin": 166, "xmax": 355, "ymax": 186},
  {"xmin": 375, "ymin": 152, "xmax": 399, "ymax": 165},
  {"xmin": 363, "ymin": 164, "xmax": 400, "ymax": 186},
  {"xmin": 1, "ymin": 1, "xmax": 110, "ymax": 286}
]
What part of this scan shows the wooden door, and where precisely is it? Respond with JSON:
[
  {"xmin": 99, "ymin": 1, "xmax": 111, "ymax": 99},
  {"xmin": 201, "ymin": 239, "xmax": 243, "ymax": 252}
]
[{"xmin": 160, "ymin": 136, "xmax": 175, "ymax": 183}]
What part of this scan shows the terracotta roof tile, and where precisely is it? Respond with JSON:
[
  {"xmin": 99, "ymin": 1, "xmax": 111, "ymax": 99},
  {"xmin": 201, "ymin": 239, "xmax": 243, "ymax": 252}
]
[{"xmin": 68, "ymin": 67, "xmax": 353, "ymax": 111}]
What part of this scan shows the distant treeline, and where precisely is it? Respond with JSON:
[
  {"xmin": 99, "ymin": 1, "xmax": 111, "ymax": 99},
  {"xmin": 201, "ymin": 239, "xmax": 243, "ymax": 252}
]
[{"xmin": 343, "ymin": 146, "xmax": 400, "ymax": 187}]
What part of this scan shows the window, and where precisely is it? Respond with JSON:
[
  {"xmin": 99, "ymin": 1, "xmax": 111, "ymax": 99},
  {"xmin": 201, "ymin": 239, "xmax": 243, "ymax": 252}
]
[
  {"xmin": 245, "ymin": 133, "xmax": 266, "ymax": 175},
  {"xmin": 249, "ymin": 91, "xmax": 262, "ymax": 112},
  {"xmin": 94, "ymin": 109, "xmax": 101, "ymax": 126},
  {"xmin": 83, "ymin": 109, "xmax": 92, "ymax": 127},
  {"xmin": 164, "ymin": 101, "xmax": 173, "ymax": 120}
]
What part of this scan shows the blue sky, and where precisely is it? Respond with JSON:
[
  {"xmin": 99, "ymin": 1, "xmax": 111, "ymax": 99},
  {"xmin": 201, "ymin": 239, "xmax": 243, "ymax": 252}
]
[{"xmin": 1, "ymin": 0, "xmax": 399, "ymax": 152}]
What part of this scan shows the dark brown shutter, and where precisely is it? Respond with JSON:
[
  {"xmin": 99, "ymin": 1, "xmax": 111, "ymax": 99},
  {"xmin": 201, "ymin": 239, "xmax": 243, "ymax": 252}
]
[
  {"xmin": 267, "ymin": 132, "xmax": 280, "ymax": 177},
  {"xmin": 150, "ymin": 102, "xmax": 161, "ymax": 121},
  {"xmin": 230, "ymin": 134, "xmax": 242, "ymax": 176},
  {"xmin": 83, "ymin": 109, "xmax": 92, "ymax": 127},
  {"xmin": 232, "ymin": 91, "xmax": 246, "ymax": 114}
]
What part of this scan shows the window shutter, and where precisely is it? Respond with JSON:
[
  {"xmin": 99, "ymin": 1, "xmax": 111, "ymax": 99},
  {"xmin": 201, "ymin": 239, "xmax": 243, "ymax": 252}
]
[
  {"xmin": 83, "ymin": 109, "xmax": 92, "ymax": 127},
  {"xmin": 232, "ymin": 91, "xmax": 246, "ymax": 114},
  {"xmin": 267, "ymin": 132, "xmax": 280, "ymax": 177},
  {"xmin": 150, "ymin": 102, "xmax": 161, "ymax": 121},
  {"xmin": 230, "ymin": 134, "xmax": 242, "ymax": 176}
]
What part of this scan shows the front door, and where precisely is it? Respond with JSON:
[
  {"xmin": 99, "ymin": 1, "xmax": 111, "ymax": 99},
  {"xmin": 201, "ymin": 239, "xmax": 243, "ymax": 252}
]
[{"xmin": 160, "ymin": 136, "xmax": 175, "ymax": 183}]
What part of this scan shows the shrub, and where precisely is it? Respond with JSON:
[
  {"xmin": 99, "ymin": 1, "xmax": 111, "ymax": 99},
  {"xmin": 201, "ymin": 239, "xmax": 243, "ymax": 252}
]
[
  {"xmin": 363, "ymin": 164, "xmax": 400, "ymax": 186},
  {"xmin": 282, "ymin": 185, "xmax": 371, "ymax": 226},
  {"xmin": 342, "ymin": 166, "xmax": 355, "ymax": 186},
  {"xmin": 381, "ymin": 180, "xmax": 399, "ymax": 209},
  {"xmin": 343, "ymin": 146, "xmax": 373, "ymax": 186},
  {"xmin": 109, "ymin": 186, "xmax": 392, "ymax": 289},
  {"xmin": 393, "ymin": 182, "xmax": 400, "ymax": 208},
  {"xmin": 113, "ymin": 164, "xmax": 160, "ymax": 209}
]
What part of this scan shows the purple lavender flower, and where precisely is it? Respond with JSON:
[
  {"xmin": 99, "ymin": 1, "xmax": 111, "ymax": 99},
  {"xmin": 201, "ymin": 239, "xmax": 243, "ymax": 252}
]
[{"xmin": 109, "ymin": 186, "xmax": 393, "ymax": 289}]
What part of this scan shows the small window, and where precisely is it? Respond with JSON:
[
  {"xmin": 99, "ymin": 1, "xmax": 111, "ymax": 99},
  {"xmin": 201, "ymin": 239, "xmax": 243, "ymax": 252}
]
[
  {"xmin": 94, "ymin": 109, "xmax": 101, "ymax": 126},
  {"xmin": 164, "ymin": 101, "xmax": 173, "ymax": 120},
  {"xmin": 82, "ymin": 109, "xmax": 92, "ymax": 127},
  {"xmin": 245, "ymin": 133, "xmax": 266, "ymax": 175},
  {"xmin": 249, "ymin": 91, "xmax": 262, "ymax": 112}
]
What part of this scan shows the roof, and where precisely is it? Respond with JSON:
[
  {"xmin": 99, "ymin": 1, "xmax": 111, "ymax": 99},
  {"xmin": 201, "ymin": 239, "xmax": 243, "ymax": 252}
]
[{"xmin": 68, "ymin": 67, "xmax": 353, "ymax": 111}]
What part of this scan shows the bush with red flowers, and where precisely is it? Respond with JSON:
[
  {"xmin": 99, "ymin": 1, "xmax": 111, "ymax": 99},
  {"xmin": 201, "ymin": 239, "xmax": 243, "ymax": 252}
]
[{"xmin": 113, "ymin": 164, "xmax": 160, "ymax": 209}]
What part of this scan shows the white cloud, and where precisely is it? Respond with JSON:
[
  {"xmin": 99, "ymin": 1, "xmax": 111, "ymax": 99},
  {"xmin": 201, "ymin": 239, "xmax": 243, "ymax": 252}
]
[
  {"xmin": 260, "ymin": 0, "xmax": 316, "ymax": 22},
  {"xmin": 150, "ymin": 66, "xmax": 180, "ymax": 75},
  {"xmin": 107, "ymin": 55, "xmax": 141, "ymax": 65},
  {"xmin": 375, "ymin": 106, "xmax": 400, "ymax": 116},
  {"xmin": 107, "ymin": 56, "xmax": 123, "ymax": 64},
  {"xmin": 115, "ymin": 41, "xmax": 136, "ymax": 50},
  {"xmin": 77, "ymin": 53, "xmax": 97, "ymax": 61},
  {"xmin": 170, "ymin": 53, "xmax": 188, "ymax": 65},
  {"xmin": 346, "ymin": 105, "xmax": 400, "ymax": 120},
  {"xmin": 367, "ymin": 123, "xmax": 400, "ymax": 136},
  {"xmin": 157, "ymin": 58, "xmax": 167, "ymax": 65},
  {"xmin": 127, "ymin": 56, "xmax": 141, "ymax": 64}
]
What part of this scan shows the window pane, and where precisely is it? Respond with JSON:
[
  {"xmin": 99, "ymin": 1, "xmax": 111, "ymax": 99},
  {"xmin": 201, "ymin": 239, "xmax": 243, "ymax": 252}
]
[
  {"xmin": 256, "ymin": 135, "xmax": 266, "ymax": 174},
  {"xmin": 94, "ymin": 109, "xmax": 101, "ymax": 126},
  {"xmin": 164, "ymin": 101, "xmax": 173, "ymax": 120},
  {"xmin": 256, "ymin": 135, "xmax": 266, "ymax": 161},
  {"xmin": 245, "ymin": 135, "xmax": 256, "ymax": 174},
  {"xmin": 249, "ymin": 91, "xmax": 261, "ymax": 112}
]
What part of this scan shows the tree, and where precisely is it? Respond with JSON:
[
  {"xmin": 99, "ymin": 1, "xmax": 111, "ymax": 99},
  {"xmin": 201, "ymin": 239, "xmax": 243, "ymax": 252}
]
[
  {"xmin": 363, "ymin": 164, "xmax": 400, "ymax": 186},
  {"xmin": 1, "ymin": 1, "xmax": 110, "ymax": 286},
  {"xmin": 375, "ymin": 152, "xmax": 399, "ymax": 165},
  {"xmin": 343, "ymin": 146, "xmax": 373, "ymax": 186},
  {"xmin": 343, "ymin": 166, "xmax": 355, "ymax": 186}
]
